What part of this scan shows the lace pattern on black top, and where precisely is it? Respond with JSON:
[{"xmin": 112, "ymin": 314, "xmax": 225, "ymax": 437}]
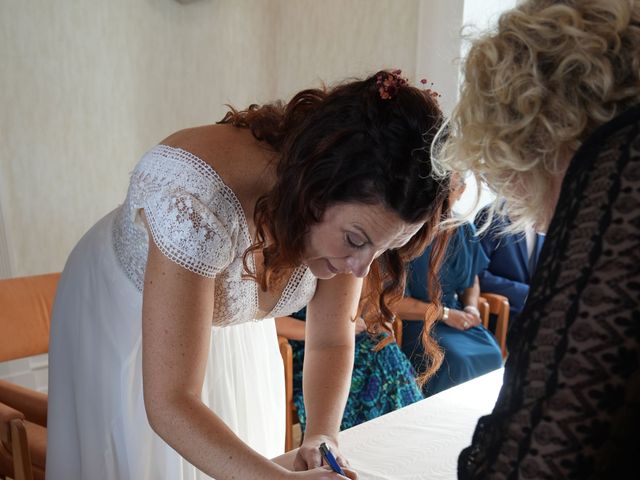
[{"xmin": 458, "ymin": 106, "xmax": 640, "ymax": 479}]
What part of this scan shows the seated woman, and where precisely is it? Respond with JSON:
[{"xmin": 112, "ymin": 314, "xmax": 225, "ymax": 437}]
[
  {"xmin": 475, "ymin": 202, "xmax": 545, "ymax": 323},
  {"xmin": 276, "ymin": 305, "xmax": 423, "ymax": 433},
  {"xmin": 395, "ymin": 180, "xmax": 503, "ymax": 396}
]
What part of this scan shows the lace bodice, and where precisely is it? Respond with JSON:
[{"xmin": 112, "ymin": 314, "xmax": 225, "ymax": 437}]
[{"xmin": 112, "ymin": 144, "xmax": 317, "ymax": 327}]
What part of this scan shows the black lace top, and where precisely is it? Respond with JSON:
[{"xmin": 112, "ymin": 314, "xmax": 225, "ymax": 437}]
[{"xmin": 458, "ymin": 105, "xmax": 640, "ymax": 479}]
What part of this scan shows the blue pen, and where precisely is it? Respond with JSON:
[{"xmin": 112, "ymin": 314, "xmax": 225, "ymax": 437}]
[{"xmin": 319, "ymin": 442, "xmax": 346, "ymax": 476}]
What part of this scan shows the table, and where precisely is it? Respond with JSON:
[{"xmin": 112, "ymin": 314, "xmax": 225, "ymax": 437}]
[{"xmin": 273, "ymin": 368, "xmax": 504, "ymax": 479}]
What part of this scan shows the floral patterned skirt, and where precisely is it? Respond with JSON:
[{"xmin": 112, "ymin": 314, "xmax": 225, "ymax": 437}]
[{"xmin": 290, "ymin": 332, "xmax": 423, "ymax": 432}]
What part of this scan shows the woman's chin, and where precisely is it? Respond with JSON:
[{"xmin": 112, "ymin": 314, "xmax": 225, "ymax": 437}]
[
  {"xmin": 306, "ymin": 262, "xmax": 336, "ymax": 280},
  {"xmin": 311, "ymin": 269, "xmax": 336, "ymax": 280}
]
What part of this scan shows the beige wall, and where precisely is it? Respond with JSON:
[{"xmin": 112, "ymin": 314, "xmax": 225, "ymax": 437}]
[
  {"xmin": 272, "ymin": 0, "xmax": 419, "ymax": 100},
  {"xmin": 0, "ymin": 0, "xmax": 278, "ymax": 277},
  {"xmin": 0, "ymin": 0, "xmax": 469, "ymax": 279}
]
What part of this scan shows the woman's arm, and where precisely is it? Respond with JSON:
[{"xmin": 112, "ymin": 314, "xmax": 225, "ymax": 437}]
[
  {"xmin": 392, "ymin": 295, "xmax": 478, "ymax": 331},
  {"xmin": 275, "ymin": 316, "xmax": 306, "ymax": 341},
  {"xmin": 391, "ymin": 296, "xmax": 440, "ymax": 322},
  {"xmin": 295, "ymin": 273, "xmax": 362, "ymax": 470},
  {"xmin": 461, "ymin": 275, "xmax": 480, "ymax": 309},
  {"xmin": 142, "ymin": 241, "xmax": 291, "ymax": 479},
  {"xmin": 460, "ymin": 275, "xmax": 482, "ymax": 327},
  {"xmin": 275, "ymin": 315, "xmax": 367, "ymax": 341}
]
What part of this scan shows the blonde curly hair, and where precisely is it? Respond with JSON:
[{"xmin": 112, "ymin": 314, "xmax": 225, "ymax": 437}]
[{"xmin": 433, "ymin": 0, "xmax": 640, "ymax": 231}]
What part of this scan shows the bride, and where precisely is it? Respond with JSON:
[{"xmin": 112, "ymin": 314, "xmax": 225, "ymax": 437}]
[{"xmin": 46, "ymin": 70, "xmax": 450, "ymax": 480}]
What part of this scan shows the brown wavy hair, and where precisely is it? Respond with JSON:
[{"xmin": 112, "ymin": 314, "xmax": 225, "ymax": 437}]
[{"xmin": 220, "ymin": 70, "xmax": 451, "ymax": 381}]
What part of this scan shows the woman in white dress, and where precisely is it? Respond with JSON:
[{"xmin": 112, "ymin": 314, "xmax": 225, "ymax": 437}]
[{"xmin": 45, "ymin": 70, "xmax": 450, "ymax": 480}]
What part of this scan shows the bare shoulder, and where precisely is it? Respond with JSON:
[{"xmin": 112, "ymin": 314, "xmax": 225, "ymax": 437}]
[
  {"xmin": 159, "ymin": 124, "xmax": 249, "ymax": 165},
  {"xmin": 159, "ymin": 124, "xmax": 277, "ymax": 213}
]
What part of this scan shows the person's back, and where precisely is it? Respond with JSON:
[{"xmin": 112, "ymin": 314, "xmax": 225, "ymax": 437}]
[{"xmin": 432, "ymin": 1, "xmax": 640, "ymax": 477}]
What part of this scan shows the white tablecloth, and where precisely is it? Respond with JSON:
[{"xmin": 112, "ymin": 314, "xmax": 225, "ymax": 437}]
[{"xmin": 273, "ymin": 368, "xmax": 504, "ymax": 480}]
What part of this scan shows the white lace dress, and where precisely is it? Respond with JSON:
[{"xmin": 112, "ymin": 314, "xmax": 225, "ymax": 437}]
[{"xmin": 45, "ymin": 145, "xmax": 317, "ymax": 480}]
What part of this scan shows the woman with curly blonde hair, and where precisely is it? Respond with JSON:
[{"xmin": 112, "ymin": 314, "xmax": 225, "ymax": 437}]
[{"xmin": 433, "ymin": 0, "xmax": 640, "ymax": 478}]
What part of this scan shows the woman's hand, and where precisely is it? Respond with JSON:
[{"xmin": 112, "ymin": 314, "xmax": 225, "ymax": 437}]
[
  {"xmin": 463, "ymin": 305, "xmax": 482, "ymax": 327},
  {"xmin": 284, "ymin": 466, "xmax": 358, "ymax": 479},
  {"xmin": 444, "ymin": 308, "xmax": 480, "ymax": 331},
  {"xmin": 289, "ymin": 435, "xmax": 358, "ymax": 479},
  {"xmin": 294, "ymin": 435, "xmax": 351, "ymax": 474}
]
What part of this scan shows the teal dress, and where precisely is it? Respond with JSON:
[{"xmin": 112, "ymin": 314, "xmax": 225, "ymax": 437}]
[
  {"xmin": 289, "ymin": 308, "xmax": 423, "ymax": 432},
  {"xmin": 402, "ymin": 222, "xmax": 503, "ymax": 396}
]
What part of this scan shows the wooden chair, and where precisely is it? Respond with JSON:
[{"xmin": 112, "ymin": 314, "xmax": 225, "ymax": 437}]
[
  {"xmin": 277, "ymin": 335, "xmax": 295, "ymax": 452},
  {"xmin": 392, "ymin": 318, "xmax": 403, "ymax": 349},
  {"xmin": 0, "ymin": 272, "xmax": 60, "ymax": 480},
  {"xmin": 277, "ymin": 334, "xmax": 305, "ymax": 452},
  {"xmin": 477, "ymin": 293, "xmax": 510, "ymax": 358}
]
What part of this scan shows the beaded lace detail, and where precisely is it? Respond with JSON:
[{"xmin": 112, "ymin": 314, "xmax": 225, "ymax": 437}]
[{"xmin": 112, "ymin": 144, "xmax": 317, "ymax": 326}]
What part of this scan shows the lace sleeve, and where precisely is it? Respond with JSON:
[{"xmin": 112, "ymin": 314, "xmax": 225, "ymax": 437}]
[{"xmin": 143, "ymin": 189, "xmax": 236, "ymax": 278}]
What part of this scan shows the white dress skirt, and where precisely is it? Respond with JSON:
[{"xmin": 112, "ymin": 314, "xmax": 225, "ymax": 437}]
[{"xmin": 46, "ymin": 209, "xmax": 285, "ymax": 479}]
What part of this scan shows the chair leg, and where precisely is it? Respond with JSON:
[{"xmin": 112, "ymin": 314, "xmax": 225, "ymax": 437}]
[
  {"xmin": 285, "ymin": 402, "xmax": 292, "ymax": 452},
  {"xmin": 10, "ymin": 420, "xmax": 33, "ymax": 480}
]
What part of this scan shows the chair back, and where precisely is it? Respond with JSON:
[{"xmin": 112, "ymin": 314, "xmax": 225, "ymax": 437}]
[
  {"xmin": 277, "ymin": 335, "xmax": 296, "ymax": 452},
  {"xmin": 478, "ymin": 293, "xmax": 510, "ymax": 358},
  {"xmin": 0, "ymin": 273, "xmax": 60, "ymax": 363},
  {"xmin": 392, "ymin": 318, "xmax": 403, "ymax": 347}
]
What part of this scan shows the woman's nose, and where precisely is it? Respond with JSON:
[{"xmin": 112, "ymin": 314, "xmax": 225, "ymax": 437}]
[{"xmin": 346, "ymin": 252, "xmax": 375, "ymax": 278}]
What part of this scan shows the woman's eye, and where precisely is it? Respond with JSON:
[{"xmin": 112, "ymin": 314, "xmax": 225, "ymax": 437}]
[{"xmin": 346, "ymin": 234, "xmax": 365, "ymax": 248}]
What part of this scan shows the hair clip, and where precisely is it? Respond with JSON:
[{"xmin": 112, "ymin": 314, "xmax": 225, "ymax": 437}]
[{"xmin": 376, "ymin": 69, "xmax": 409, "ymax": 100}]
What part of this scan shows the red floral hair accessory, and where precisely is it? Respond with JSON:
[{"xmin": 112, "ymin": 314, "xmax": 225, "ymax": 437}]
[
  {"xmin": 376, "ymin": 69, "xmax": 408, "ymax": 100},
  {"xmin": 376, "ymin": 69, "xmax": 442, "ymax": 102}
]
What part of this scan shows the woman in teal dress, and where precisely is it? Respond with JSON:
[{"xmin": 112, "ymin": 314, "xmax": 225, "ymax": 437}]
[
  {"xmin": 276, "ymin": 307, "xmax": 423, "ymax": 432},
  {"xmin": 396, "ymin": 216, "xmax": 504, "ymax": 397}
]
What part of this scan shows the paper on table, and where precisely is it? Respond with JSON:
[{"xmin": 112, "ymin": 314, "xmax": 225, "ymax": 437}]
[{"xmin": 273, "ymin": 368, "xmax": 504, "ymax": 480}]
